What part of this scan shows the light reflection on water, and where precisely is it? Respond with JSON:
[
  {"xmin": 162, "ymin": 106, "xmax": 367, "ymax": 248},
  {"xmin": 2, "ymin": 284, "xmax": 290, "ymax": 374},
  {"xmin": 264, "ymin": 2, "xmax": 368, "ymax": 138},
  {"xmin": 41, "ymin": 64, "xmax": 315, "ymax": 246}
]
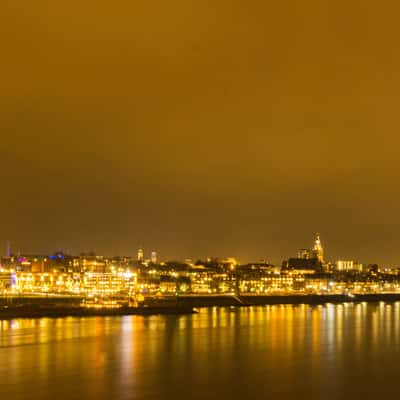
[{"xmin": 1, "ymin": 304, "xmax": 400, "ymax": 399}]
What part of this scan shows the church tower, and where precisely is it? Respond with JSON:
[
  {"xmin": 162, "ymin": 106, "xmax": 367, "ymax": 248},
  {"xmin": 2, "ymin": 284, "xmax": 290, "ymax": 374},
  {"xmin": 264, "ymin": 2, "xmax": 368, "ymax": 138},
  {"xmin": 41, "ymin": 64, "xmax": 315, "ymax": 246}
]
[
  {"xmin": 137, "ymin": 247, "xmax": 144, "ymax": 263},
  {"xmin": 312, "ymin": 233, "xmax": 324, "ymax": 263}
]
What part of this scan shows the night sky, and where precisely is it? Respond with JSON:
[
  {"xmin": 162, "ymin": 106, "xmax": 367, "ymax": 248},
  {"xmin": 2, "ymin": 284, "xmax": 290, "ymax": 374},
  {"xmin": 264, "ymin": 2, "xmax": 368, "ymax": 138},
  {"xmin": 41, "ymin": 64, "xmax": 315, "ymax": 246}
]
[{"xmin": 2, "ymin": 1, "xmax": 400, "ymax": 264}]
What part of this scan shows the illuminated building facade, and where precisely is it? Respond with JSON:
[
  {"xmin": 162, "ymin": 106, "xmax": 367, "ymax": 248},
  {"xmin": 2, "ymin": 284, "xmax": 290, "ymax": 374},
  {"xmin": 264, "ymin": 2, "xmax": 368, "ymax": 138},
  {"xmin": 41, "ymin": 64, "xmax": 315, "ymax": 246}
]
[
  {"xmin": 337, "ymin": 260, "xmax": 354, "ymax": 271},
  {"xmin": 336, "ymin": 260, "xmax": 363, "ymax": 272},
  {"xmin": 137, "ymin": 248, "xmax": 144, "ymax": 263},
  {"xmin": 82, "ymin": 272, "xmax": 136, "ymax": 296},
  {"xmin": 0, "ymin": 271, "xmax": 13, "ymax": 293},
  {"xmin": 298, "ymin": 249, "xmax": 311, "ymax": 259},
  {"xmin": 312, "ymin": 233, "xmax": 324, "ymax": 263}
]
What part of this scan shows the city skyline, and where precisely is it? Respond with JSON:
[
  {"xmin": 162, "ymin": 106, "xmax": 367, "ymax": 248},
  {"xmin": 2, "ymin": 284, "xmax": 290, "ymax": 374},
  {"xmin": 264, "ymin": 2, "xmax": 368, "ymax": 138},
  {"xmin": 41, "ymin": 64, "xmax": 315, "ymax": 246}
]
[
  {"xmin": 3, "ymin": 2, "xmax": 400, "ymax": 400},
  {"xmin": 0, "ymin": 233, "xmax": 386, "ymax": 267}
]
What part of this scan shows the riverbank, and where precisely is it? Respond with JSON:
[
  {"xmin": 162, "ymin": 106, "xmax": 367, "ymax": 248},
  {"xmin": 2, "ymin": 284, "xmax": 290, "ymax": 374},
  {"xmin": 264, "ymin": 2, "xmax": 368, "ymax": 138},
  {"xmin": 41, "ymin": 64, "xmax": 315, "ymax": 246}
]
[
  {"xmin": 177, "ymin": 293, "xmax": 400, "ymax": 307},
  {"xmin": 0, "ymin": 304, "xmax": 196, "ymax": 319},
  {"xmin": 2, "ymin": 293, "xmax": 400, "ymax": 319}
]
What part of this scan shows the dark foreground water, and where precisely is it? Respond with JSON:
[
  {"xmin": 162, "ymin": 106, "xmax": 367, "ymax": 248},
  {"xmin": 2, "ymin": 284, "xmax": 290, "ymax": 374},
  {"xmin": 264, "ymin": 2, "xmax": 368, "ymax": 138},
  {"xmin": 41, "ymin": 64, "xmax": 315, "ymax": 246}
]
[{"xmin": 1, "ymin": 303, "xmax": 400, "ymax": 400}]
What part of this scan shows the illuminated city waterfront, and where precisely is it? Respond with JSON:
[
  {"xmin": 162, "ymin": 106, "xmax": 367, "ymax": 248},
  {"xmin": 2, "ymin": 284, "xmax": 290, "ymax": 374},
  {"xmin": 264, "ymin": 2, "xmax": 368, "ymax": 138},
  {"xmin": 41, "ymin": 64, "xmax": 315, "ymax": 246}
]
[
  {"xmin": 2, "ymin": 235, "xmax": 400, "ymax": 308},
  {"xmin": 1, "ymin": 304, "xmax": 400, "ymax": 399},
  {"xmin": 2, "ymin": 235, "xmax": 400, "ymax": 319},
  {"xmin": 4, "ymin": 0, "xmax": 400, "ymax": 398}
]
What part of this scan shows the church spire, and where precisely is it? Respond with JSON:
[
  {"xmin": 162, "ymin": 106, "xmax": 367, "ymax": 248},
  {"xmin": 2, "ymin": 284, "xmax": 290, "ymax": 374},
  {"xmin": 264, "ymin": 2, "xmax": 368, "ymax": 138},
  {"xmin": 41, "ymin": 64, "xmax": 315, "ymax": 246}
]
[{"xmin": 313, "ymin": 233, "xmax": 324, "ymax": 263}]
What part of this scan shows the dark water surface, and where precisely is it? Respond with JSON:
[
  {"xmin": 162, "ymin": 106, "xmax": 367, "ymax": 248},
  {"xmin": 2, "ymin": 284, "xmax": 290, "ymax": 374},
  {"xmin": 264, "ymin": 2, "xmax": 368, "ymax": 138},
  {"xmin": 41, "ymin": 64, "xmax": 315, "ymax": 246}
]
[{"xmin": 1, "ymin": 303, "xmax": 400, "ymax": 399}]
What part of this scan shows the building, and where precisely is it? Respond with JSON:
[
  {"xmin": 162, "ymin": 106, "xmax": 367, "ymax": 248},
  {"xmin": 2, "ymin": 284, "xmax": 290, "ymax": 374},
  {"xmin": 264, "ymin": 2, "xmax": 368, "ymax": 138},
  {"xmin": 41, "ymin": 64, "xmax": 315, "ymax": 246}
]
[
  {"xmin": 282, "ymin": 257, "xmax": 323, "ymax": 274},
  {"xmin": 151, "ymin": 251, "xmax": 157, "ymax": 264},
  {"xmin": 336, "ymin": 260, "xmax": 363, "ymax": 272},
  {"xmin": 312, "ymin": 233, "xmax": 324, "ymax": 263},
  {"xmin": 298, "ymin": 249, "xmax": 311, "ymax": 259},
  {"xmin": 0, "ymin": 271, "xmax": 13, "ymax": 292},
  {"xmin": 82, "ymin": 272, "xmax": 136, "ymax": 296},
  {"xmin": 137, "ymin": 248, "xmax": 144, "ymax": 263},
  {"xmin": 79, "ymin": 255, "xmax": 107, "ymax": 273}
]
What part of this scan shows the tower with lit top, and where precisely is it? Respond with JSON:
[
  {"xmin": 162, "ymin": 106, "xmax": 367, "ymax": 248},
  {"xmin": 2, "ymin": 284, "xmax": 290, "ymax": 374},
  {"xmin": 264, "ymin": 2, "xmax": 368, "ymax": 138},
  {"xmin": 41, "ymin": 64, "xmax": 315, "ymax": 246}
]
[
  {"xmin": 137, "ymin": 247, "xmax": 144, "ymax": 263},
  {"xmin": 312, "ymin": 233, "xmax": 324, "ymax": 263},
  {"xmin": 151, "ymin": 251, "xmax": 157, "ymax": 264}
]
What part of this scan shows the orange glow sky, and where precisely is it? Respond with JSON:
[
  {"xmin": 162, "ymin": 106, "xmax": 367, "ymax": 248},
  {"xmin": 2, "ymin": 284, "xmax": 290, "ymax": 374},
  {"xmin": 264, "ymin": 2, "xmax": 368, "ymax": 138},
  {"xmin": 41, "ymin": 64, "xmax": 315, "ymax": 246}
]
[{"xmin": 1, "ymin": 0, "xmax": 400, "ymax": 264}]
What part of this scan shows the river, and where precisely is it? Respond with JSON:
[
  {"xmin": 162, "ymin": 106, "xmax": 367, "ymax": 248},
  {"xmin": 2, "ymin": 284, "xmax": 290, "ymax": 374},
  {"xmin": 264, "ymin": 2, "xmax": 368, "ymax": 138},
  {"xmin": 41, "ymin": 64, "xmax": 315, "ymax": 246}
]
[{"xmin": 1, "ymin": 303, "xmax": 400, "ymax": 399}]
